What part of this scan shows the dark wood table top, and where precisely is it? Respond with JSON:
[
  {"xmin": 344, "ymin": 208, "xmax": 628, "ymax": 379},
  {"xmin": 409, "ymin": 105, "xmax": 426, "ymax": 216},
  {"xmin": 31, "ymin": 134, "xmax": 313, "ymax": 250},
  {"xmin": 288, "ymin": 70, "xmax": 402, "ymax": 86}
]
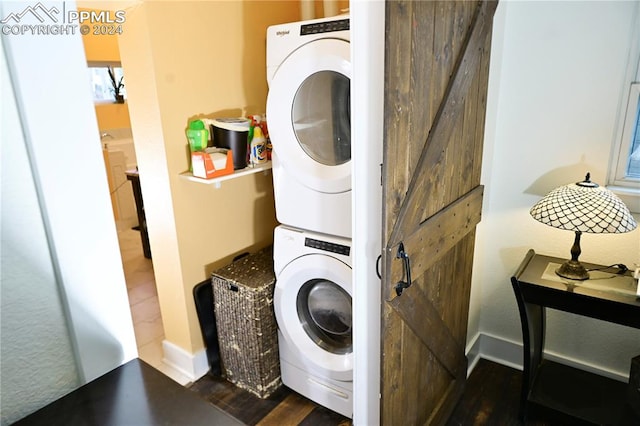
[
  {"xmin": 14, "ymin": 359, "xmax": 245, "ymax": 426},
  {"xmin": 514, "ymin": 250, "xmax": 640, "ymax": 328}
]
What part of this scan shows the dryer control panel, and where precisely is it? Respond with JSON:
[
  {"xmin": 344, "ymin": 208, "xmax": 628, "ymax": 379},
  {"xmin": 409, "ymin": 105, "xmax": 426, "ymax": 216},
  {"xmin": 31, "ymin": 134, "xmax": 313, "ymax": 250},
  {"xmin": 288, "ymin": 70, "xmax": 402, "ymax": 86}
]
[
  {"xmin": 300, "ymin": 18, "xmax": 349, "ymax": 36},
  {"xmin": 305, "ymin": 237, "xmax": 350, "ymax": 256}
]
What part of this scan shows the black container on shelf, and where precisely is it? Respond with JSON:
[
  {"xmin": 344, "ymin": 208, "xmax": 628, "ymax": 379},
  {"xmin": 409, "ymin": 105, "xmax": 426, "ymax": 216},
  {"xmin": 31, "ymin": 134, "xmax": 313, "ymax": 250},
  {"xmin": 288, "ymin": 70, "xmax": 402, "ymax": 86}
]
[{"xmin": 211, "ymin": 118, "xmax": 250, "ymax": 170}]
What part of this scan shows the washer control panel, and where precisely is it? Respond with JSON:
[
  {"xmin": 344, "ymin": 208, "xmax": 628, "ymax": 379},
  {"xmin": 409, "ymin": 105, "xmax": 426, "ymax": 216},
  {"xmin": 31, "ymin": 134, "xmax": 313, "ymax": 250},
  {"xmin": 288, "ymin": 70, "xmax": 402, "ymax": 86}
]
[
  {"xmin": 300, "ymin": 18, "xmax": 349, "ymax": 36},
  {"xmin": 305, "ymin": 237, "xmax": 350, "ymax": 256}
]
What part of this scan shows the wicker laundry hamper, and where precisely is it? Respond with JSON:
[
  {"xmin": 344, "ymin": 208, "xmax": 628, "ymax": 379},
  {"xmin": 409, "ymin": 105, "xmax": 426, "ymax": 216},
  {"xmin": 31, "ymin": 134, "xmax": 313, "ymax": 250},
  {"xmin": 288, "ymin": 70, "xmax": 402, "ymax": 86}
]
[{"xmin": 210, "ymin": 246, "xmax": 281, "ymax": 398}]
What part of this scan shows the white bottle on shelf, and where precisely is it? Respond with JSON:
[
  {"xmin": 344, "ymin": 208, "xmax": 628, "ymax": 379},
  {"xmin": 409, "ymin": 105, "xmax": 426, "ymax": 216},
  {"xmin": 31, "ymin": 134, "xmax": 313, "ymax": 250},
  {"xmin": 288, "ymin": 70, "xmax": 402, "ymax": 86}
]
[{"xmin": 250, "ymin": 127, "xmax": 267, "ymax": 166}]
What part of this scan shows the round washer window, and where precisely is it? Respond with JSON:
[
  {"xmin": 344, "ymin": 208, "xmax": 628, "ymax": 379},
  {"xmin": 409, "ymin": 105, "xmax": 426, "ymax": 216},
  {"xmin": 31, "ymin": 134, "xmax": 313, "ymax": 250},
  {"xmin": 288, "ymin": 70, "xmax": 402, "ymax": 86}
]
[
  {"xmin": 296, "ymin": 279, "xmax": 352, "ymax": 354},
  {"xmin": 291, "ymin": 71, "xmax": 351, "ymax": 166}
]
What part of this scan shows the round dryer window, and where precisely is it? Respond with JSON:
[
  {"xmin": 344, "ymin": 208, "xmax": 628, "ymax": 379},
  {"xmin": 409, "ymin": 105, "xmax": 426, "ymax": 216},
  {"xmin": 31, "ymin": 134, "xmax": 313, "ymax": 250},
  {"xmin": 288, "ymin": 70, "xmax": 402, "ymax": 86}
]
[
  {"xmin": 297, "ymin": 278, "xmax": 352, "ymax": 354},
  {"xmin": 292, "ymin": 71, "xmax": 351, "ymax": 166}
]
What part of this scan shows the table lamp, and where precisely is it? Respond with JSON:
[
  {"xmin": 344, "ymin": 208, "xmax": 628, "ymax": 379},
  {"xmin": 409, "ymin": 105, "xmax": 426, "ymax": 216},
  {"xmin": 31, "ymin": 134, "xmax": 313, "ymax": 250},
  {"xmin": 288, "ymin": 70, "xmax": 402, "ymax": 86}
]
[{"xmin": 529, "ymin": 173, "xmax": 637, "ymax": 280}]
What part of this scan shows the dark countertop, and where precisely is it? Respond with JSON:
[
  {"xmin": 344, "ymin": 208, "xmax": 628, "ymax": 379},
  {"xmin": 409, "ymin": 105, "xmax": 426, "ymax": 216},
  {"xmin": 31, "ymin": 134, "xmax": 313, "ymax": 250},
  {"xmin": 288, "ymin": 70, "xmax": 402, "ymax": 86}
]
[{"xmin": 14, "ymin": 358, "xmax": 245, "ymax": 426}]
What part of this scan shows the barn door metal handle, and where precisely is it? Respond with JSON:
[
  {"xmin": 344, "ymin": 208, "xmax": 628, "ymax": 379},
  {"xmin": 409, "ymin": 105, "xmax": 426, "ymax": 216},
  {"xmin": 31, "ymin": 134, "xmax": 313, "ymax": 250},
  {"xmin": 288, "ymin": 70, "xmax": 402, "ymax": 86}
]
[{"xmin": 394, "ymin": 242, "xmax": 412, "ymax": 296}]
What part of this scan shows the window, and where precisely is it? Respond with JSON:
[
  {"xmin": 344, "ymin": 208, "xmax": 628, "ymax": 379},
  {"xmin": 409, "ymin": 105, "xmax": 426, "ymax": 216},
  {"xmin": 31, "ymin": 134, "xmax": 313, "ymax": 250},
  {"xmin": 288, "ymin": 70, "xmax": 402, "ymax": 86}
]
[
  {"xmin": 612, "ymin": 83, "xmax": 640, "ymax": 182},
  {"xmin": 626, "ymin": 85, "xmax": 640, "ymax": 178},
  {"xmin": 88, "ymin": 66, "xmax": 126, "ymax": 102},
  {"xmin": 607, "ymin": 13, "xmax": 640, "ymax": 212}
]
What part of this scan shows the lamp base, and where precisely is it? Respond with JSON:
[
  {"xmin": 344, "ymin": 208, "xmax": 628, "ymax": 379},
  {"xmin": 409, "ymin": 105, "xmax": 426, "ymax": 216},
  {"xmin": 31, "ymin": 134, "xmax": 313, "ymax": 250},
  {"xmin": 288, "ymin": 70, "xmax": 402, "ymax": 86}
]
[{"xmin": 555, "ymin": 260, "xmax": 589, "ymax": 281}]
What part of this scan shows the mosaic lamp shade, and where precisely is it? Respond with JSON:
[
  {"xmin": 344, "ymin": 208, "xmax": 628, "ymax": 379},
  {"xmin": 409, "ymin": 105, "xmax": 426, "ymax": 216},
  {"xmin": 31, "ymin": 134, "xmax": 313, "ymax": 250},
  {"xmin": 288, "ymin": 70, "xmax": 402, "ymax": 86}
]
[{"xmin": 529, "ymin": 173, "xmax": 637, "ymax": 280}]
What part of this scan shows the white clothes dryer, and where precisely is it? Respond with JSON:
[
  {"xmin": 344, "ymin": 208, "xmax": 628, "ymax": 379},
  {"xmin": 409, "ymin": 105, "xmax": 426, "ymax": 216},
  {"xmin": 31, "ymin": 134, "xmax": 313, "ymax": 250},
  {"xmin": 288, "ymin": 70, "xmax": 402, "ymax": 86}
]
[
  {"xmin": 266, "ymin": 16, "xmax": 352, "ymax": 238},
  {"xmin": 273, "ymin": 225, "xmax": 352, "ymax": 418}
]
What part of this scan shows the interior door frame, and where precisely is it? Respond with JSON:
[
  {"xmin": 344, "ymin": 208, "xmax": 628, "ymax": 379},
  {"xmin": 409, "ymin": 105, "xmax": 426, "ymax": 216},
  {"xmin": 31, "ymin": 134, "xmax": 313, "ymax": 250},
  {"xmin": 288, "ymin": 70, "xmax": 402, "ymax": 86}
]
[{"xmin": 351, "ymin": 2, "xmax": 385, "ymax": 424}]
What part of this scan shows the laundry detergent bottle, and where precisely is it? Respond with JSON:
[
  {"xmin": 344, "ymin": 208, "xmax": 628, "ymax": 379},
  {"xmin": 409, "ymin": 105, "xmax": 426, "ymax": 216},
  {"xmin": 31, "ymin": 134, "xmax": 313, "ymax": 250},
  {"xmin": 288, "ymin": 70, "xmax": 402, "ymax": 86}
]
[{"xmin": 250, "ymin": 127, "xmax": 267, "ymax": 165}]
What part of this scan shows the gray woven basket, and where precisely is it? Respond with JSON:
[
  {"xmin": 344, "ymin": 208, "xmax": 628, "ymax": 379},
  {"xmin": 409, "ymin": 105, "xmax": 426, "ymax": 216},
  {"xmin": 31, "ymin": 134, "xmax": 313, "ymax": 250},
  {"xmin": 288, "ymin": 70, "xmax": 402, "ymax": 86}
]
[{"xmin": 211, "ymin": 246, "xmax": 281, "ymax": 398}]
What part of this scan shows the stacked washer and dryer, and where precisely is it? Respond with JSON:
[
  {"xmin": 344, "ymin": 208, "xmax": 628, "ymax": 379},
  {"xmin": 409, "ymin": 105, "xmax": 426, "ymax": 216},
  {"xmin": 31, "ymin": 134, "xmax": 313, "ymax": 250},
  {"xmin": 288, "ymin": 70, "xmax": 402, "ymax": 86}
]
[{"xmin": 266, "ymin": 15, "xmax": 353, "ymax": 418}]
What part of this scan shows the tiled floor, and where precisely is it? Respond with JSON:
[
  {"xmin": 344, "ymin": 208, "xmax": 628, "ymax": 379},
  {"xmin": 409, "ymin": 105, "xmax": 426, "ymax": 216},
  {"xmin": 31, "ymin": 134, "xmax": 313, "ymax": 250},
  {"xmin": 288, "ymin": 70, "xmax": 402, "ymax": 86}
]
[{"xmin": 117, "ymin": 228, "xmax": 191, "ymax": 386}]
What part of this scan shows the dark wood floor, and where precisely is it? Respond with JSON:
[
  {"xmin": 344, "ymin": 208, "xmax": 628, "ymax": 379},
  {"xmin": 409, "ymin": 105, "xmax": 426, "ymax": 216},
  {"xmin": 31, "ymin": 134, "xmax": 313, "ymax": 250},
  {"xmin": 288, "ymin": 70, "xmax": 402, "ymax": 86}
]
[
  {"xmin": 188, "ymin": 358, "xmax": 551, "ymax": 425},
  {"xmin": 445, "ymin": 359, "xmax": 550, "ymax": 426},
  {"xmin": 188, "ymin": 370, "xmax": 351, "ymax": 426}
]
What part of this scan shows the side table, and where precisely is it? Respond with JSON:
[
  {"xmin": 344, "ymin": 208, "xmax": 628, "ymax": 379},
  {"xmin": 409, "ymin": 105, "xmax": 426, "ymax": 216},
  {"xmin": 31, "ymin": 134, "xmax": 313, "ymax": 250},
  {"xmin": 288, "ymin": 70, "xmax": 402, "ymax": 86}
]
[{"xmin": 511, "ymin": 249, "xmax": 640, "ymax": 424}]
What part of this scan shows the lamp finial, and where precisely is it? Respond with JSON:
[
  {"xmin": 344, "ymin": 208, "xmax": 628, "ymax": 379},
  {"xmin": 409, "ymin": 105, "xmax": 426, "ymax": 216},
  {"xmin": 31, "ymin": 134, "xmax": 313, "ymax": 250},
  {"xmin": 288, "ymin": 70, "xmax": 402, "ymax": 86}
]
[{"xmin": 577, "ymin": 172, "xmax": 597, "ymax": 188}]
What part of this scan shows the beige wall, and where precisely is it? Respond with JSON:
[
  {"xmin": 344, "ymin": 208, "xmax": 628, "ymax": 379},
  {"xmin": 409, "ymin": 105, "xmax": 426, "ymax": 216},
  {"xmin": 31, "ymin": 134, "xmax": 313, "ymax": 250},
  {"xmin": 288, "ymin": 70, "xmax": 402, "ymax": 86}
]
[
  {"xmin": 95, "ymin": 103, "xmax": 131, "ymax": 130},
  {"xmin": 119, "ymin": 1, "xmax": 299, "ymax": 355},
  {"xmin": 80, "ymin": 7, "xmax": 120, "ymax": 63}
]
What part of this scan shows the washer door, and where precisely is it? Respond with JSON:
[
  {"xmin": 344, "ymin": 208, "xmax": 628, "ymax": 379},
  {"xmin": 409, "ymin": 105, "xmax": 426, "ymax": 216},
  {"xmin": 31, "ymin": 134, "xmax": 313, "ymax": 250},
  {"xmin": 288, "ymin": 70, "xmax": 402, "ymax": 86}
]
[
  {"xmin": 274, "ymin": 254, "xmax": 352, "ymax": 381},
  {"xmin": 266, "ymin": 38, "xmax": 351, "ymax": 194}
]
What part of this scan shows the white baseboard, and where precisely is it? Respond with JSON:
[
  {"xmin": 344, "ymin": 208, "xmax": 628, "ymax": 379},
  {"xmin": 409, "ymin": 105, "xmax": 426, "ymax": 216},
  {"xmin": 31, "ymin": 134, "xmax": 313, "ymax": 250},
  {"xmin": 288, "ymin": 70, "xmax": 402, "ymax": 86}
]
[
  {"xmin": 465, "ymin": 332, "xmax": 482, "ymax": 377},
  {"xmin": 465, "ymin": 332, "xmax": 629, "ymax": 382},
  {"xmin": 162, "ymin": 340, "xmax": 209, "ymax": 382},
  {"xmin": 163, "ymin": 333, "xmax": 628, "ymax": 386}
]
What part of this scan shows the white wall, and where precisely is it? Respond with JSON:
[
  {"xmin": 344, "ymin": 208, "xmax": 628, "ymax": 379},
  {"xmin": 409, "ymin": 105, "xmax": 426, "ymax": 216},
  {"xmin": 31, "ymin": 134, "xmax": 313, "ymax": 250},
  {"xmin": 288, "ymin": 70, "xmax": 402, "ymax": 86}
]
[
  {"xmin": 1, "ymin": 40, "xmax": 81, "ymax": 426},
  {"xmin": 472, "ymin": 0, "xmax": 640, "ymax": 378}
]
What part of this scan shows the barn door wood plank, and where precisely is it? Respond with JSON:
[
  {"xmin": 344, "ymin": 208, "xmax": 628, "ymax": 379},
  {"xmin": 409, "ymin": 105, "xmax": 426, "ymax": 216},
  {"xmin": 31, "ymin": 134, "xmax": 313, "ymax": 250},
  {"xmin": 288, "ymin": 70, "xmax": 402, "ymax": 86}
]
[
  {"xmin": 472, "ymin": 34, "xmax": 493, "ymax": 184},
  {"xmin": 381, "ymin": 2, "xmax": 414, "ymax": 417},
  {"xmin": 383, "ymin": 0, "xmax": 414, "ymax": 243},
  {"xmin": 388, "ymin": 0, "xmax": 497, "ymax": 248},
  {"xmin": 388, "ymin": 282, "xmax": 466, "ymax": 379},
  {"xmin": 407, "ymin": 0, "xmax": 436, "ymax": 179}
]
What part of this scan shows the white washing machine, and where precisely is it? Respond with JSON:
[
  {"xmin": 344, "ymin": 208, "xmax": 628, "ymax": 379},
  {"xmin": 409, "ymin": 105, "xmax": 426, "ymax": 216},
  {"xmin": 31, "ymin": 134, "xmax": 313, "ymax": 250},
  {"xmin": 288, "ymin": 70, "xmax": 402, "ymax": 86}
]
[
  {"xmin": 266, "ymin": 16, "xmax": 352, "ymax": 238},
  {"xmin": 273, "ymin": 225, "xmax": 353, "ymax": 418}
]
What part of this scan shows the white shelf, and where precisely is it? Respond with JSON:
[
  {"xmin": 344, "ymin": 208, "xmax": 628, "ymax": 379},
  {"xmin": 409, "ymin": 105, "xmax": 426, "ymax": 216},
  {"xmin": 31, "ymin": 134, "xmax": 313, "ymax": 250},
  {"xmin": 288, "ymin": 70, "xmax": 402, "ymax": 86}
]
[{"xmin": 179, "ymin": 161, "xmax": 272, "ymax": 188}]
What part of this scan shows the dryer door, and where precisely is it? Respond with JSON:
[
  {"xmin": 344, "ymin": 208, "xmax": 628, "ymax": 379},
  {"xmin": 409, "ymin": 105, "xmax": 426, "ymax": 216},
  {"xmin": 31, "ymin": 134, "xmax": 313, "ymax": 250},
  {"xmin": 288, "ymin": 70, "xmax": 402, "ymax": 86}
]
[
  {"xmin": 274, "ymin": 254, "xmax": 352, "ymax": 381},
  {"xmin": 267, "ymin": 38, "xmax": 351, "ymax": 194}
]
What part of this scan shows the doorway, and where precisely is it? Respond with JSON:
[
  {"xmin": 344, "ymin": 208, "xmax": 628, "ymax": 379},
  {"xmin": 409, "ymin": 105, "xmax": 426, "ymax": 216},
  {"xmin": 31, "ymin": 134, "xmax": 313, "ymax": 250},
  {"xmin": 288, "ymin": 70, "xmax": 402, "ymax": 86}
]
[
  {"xmin": 96, "ymin": 101, "xmax": 191, "ymax": 384},
  {"xmin": 90, "ymin": 71, "xmax": 186, "ymax": 384},
  {"xmin": 77, "ymin": 5, "xmax": 183, "ymax": 381}
]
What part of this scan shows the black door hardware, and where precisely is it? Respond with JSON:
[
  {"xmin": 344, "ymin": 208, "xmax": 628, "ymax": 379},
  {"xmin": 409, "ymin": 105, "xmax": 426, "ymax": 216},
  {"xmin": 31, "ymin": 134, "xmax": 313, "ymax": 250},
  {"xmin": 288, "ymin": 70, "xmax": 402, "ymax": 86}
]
[{"xmin": 394, "ymin": 242, "xmax": 412, "ymax": 296}]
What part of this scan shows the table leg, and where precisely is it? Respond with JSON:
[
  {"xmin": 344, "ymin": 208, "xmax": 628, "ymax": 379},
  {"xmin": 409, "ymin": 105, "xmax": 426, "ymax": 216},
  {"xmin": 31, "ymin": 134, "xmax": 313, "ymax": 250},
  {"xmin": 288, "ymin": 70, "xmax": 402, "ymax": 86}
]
[
  {"xmin": 511, "ymin": 278, "xmax": 545, "ymax": 421},
  {"xmin": 126, "ymin": 173, "xmax": 151, "ymax": 259}
]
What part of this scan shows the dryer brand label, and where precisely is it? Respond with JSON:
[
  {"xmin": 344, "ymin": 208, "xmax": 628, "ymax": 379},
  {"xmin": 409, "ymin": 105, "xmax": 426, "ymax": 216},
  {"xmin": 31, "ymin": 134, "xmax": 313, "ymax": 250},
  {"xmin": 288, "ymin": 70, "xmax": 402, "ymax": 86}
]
[{"xmin": 276, "ymin": 30, "xmax": 290, "ymax": 37}]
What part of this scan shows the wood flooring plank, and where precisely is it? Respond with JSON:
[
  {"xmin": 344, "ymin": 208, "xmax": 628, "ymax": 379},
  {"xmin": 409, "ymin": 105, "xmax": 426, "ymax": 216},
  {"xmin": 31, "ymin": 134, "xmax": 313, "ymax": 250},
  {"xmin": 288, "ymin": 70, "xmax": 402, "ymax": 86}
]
[
  {"xmin": 255, "ymin": 393, "xmax": 316, "ymax": 426},
  {"xmin": 188, "ymin": 375, "xmax": 291, "ymax": 425},
  {"xmin": 298, "ymin": 407, "xmax": 352, "ymax": 426},
  {"xmin": 446, "ymin": 359, "xmax": 553, "ymax": 426}
]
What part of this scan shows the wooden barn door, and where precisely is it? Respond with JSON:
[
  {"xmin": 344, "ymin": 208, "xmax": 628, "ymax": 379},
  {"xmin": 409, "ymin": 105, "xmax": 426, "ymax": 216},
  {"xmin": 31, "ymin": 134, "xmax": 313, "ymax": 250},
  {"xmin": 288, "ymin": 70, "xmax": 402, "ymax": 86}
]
[{"xmin": 381, "ymin": 1, "xmax": 497, "ymax": 424}]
